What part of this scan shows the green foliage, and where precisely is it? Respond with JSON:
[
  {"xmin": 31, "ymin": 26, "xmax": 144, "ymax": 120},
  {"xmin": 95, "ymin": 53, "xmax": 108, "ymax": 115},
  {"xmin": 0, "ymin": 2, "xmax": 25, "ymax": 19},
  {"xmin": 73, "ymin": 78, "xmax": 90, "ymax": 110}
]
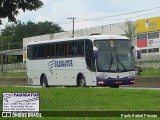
[
  {"xmin": 140, "ymin": 68, "xmax": 160, "ymax": 77},
  {"xmin": 0, "ymin": 0, "xmax": 43, "ymax": 22},
  {"xmin": 1, "ymin": 35, "xmax": 15, "ymax": 50},
  {"xmin": 0, "ymin": 72, "xmax": 27, "ymax": 77},
  {"xmin": 8, "ymin": 55, "xmax": 17, "ymax": 63},
  {"xmin": 1, "ymin": 21, "xmax": 63, "ymax": 49},
  {"xmin": 122, "ymin": 20, "xmax": 137, "ymax": 41}
]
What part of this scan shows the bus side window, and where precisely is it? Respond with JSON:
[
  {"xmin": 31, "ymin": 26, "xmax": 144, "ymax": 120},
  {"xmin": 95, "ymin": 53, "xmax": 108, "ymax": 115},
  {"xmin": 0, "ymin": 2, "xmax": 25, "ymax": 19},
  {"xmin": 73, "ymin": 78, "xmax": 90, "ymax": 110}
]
[
  {"xmin": 39, "ymin": 44, "xmax": 45, "ymax": 58},
  {"xmin": 68, "ymin": 42, "xmax": 73, "ymax": 56},
  {"xmin": 50, "ymin": 44, "xmax": 55, "ymax": 57},
  {"xmin": 85, "ymin": 40, "xmax": 95, "ymax": 71},
  {"xmin": 77, "ymin": 40, "xmax": 84, "ymax": 55},
  {"xmin": 73, "ymin": 41, "xmax": 78, "ymax": 55},
  {"xmin": 33, "ymin": 45, "xmax": 38, "ymax": 59},
  {"xmin": 56, "ymin": 43, "xmax": 59, "ymax": 57},
  {"xmin": 46, "ymin": 44, "xmax": 55, "ymax": 57},
  {"xmin": 46, "ymin": 44, "xmax": 49, "ymax": 57},
  {"xmin": 58, "ymin": 42, "xmax": 65, "ymax": 57},
  {"xmin": 64, "ymin": 43, "xmax": 68, "ymax": 56},
  {"xmin": 27, "ymin": 46, "xmax": 33, "ymax": 59}
]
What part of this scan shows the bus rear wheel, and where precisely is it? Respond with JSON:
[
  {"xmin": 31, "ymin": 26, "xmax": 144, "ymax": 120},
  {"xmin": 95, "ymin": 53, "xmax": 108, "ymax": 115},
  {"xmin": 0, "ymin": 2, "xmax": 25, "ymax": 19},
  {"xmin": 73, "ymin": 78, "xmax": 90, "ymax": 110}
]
[
  {"xmin": 41, "ymin": 76, "xmax": 48, "ymax": 88},
  {"xmin": 77, "ymin": 76, "xmax": 86, "ymax": 87}
]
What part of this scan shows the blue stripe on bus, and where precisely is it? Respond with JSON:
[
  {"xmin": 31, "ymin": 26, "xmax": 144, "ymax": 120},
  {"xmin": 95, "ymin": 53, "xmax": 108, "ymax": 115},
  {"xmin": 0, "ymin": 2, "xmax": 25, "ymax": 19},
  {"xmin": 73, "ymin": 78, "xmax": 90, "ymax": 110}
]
[{"xmin": 97, "ymin": 77, "xmax": 135, "ymax": 86}]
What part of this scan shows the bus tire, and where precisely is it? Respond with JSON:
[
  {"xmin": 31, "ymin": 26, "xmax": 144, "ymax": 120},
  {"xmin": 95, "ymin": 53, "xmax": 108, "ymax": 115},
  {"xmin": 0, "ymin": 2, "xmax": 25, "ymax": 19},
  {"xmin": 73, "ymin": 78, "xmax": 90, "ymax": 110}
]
[
  {"xmin": 41, "ymin": 76, "xmax": 48, "ymax": 88},
  {"xmin": 77, "ymin": 76, "xmax": 86, "ymax": 87}
]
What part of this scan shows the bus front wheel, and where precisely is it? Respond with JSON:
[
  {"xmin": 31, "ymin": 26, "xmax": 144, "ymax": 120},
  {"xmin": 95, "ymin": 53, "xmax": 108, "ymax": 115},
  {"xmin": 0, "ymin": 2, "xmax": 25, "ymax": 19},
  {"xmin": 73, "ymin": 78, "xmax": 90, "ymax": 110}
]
[
  {"xmin": 77, "ymin": 76, "xmax": 86, "ymax": 87},
  {"xmin": 41, "ymin": 76, "xmax": 48, "ymax": 88}
]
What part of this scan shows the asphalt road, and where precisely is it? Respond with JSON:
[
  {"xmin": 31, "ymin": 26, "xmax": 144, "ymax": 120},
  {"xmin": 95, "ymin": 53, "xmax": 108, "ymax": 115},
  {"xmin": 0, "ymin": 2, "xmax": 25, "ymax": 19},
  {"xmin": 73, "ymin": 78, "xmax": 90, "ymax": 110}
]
[
  {"xmin": 120, "ymin": 87, "xmax": 160, "ymax": 90},
  {"xmin": 10, "ymin": 85, "xmax": 160, "ymax": 90}
]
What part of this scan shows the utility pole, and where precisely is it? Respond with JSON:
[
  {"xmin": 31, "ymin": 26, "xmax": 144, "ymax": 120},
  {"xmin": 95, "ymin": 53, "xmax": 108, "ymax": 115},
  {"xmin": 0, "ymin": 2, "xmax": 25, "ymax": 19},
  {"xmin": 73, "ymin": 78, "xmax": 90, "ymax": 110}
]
[
  {"xmin": 0, "ymin": 29, "xmax": 3, "ymax": 73},
  {"xmin": 67, "ymin": 17, "xmax": 76, "ymax": 38},
  {"xmin": 0, "ymin": 20, "xmax": 3, "ymax": 73}
]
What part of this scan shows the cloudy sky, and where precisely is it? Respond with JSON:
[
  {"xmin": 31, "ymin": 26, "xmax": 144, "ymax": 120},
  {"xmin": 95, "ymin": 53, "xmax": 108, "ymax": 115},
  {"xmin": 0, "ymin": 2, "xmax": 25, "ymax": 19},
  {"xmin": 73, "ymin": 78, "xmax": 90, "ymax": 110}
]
[{"xmin": 1, "ymin": 0, "xmax": 160, "ymax": 31}]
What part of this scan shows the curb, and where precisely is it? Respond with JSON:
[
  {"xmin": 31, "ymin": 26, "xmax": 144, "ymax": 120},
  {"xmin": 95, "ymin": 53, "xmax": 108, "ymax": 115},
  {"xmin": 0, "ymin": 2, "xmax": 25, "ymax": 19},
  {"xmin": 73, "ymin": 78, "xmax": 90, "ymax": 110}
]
[{"xmin": 0, "ymin": 77, "xmax": 160, "ymax": 88}]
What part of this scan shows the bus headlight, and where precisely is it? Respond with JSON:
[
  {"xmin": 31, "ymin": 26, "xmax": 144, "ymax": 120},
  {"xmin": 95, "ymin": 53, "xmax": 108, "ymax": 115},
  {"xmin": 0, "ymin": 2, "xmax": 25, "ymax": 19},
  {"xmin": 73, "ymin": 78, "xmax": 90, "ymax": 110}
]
[
  {"xmin": 128, "ymin": 75, "xmax": 134, "ymax": 78},
  {"xmin": 131, "ymin": 80, "xmax": 135, "ymax": 83},
  {"xmin": 97, "ymin": 75, "xmax": 108, "ymax": 79},
  {"xmin": 98, "ymin": 81, "xmax": 104, "ymax": 85}
]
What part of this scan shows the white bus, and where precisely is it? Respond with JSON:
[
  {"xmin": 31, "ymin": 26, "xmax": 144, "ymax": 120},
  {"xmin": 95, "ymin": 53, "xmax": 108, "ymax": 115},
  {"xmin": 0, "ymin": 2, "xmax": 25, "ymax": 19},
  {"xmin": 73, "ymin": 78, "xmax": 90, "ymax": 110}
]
[{"xmin": 26, "ymin": 35, "xmax": 140, "ymax": 88}]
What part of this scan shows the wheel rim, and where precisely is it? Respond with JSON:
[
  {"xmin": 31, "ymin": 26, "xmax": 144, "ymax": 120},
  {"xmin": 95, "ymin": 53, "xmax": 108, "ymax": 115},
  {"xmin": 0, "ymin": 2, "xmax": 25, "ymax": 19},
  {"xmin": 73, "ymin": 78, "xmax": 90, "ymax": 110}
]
[
  {"xmin": 42, "ymin": 81, "xmax": 45, "ymax": 87},
  {"xmin": 80, "ymin": 78, "xmax": 85, "ymax": 87},
  {"xmin": 42, "ymin": 77, "xmax": 47, "ymax": 87}
]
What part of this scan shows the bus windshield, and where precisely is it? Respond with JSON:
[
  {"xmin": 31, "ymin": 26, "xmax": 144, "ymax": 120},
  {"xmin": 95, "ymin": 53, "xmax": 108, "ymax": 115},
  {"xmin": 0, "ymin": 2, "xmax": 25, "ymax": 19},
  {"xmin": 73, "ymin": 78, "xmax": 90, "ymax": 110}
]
[{"xmin": 94, "ymin": 39, "xmax": 135, "ymax": 72}]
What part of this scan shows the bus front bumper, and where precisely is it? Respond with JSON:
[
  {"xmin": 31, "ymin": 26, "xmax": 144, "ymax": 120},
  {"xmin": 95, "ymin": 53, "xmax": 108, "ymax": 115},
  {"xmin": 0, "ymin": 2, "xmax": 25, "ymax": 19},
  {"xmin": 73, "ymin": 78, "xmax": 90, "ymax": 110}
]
[{"xmin": 97, "ymin": 77, "xmax": 135, "ymax": 87}]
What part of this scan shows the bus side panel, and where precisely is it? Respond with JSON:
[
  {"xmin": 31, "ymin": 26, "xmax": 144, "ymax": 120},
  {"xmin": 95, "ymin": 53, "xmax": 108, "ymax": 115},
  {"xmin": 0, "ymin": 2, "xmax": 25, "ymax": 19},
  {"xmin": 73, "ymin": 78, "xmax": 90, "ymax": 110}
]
[
  {"xmin": 27, "ymin": 59, "xmax": 50, "ymax": 85},
  {"xmin": 53, "ymin": 57, "xmax": 86, "ymax": 86},
  {"xmin": 27, "ymin": 57, "xmax": 97, "ymax": 86},
  {"xmin": 84, "ymin": 71, "xmax": 97, "ymax": 86}
]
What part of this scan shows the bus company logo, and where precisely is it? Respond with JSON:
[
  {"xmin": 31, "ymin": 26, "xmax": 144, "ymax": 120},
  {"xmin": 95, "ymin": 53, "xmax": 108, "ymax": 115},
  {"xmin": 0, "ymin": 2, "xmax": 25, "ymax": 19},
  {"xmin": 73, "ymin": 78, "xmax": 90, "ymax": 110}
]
[
  {"xmin": 48, "ymin": 60, "xmax": 73, "ymax": 74},
  {"xmin": 3, "ymin": 93, "xmax": 13, "ymax": 102}
]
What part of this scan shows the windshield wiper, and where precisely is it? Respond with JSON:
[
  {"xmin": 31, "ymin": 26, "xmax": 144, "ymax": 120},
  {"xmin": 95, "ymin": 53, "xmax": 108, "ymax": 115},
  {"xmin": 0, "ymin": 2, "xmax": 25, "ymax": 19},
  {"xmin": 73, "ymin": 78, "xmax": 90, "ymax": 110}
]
[
  {"xmin": 116, "ymin": 54, "xmax": 128, "ymax": 72},
  {"xmin": 108, "ymin": 54, "xmax": 113, "ymax": 71}
]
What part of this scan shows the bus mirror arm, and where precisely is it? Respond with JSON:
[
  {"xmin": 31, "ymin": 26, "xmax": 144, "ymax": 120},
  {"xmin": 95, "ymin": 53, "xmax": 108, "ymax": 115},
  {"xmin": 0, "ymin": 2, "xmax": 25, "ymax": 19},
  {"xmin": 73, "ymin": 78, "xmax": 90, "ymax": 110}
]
[
  {"xmin": 134, "ymin": 46, "xmax": 141, "ymax": 59},
  {"xmin": 93, "ymin": 47, "xmax": 98, "ymax": 60}
]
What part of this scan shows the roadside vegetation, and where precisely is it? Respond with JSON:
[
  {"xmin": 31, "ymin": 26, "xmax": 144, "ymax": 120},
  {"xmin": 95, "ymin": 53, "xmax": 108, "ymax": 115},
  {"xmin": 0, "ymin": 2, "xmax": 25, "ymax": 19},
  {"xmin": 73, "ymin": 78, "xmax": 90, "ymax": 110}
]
[
  {"xmin": 0, "ymin": 72, "xmax": 27, "ymax": 78},
  {"xmin": 139, "ymin": 68, "xmax": 160, "ymax": 77}
]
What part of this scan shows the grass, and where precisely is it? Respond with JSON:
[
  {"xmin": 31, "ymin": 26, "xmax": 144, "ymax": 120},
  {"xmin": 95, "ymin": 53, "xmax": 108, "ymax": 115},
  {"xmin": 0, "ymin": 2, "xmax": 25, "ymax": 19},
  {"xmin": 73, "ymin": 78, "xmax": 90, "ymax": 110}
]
[
  {"xmin": 0, "ymin": 87, "xmax": 160, "ymax": 119},
  {"xmin": 0, "ymin": 72, "xmax": 27, "ymax": 78},
  {"xmin": 140, "ymin": 68, "xmax": 160, "ymax": 77}
]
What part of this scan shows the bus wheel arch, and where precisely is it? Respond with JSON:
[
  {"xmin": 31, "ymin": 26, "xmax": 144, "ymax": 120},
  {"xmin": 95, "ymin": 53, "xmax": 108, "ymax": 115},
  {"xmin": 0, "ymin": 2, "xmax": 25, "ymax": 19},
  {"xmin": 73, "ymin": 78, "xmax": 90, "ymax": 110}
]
[
  {"xmin": 40, "ymin": 74, "xmax": 48, "ymax": 88},
  {"xmin": 77, "ymin": 73, "xmax": 86, "ymax": 87}
]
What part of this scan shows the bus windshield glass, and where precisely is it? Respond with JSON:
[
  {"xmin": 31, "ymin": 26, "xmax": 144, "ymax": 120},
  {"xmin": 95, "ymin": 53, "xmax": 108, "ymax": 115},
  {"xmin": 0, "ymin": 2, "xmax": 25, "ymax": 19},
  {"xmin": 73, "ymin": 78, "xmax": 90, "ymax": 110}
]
[{"xmin": 94, "ymin": 39, "xmax": 135, "ymax": 72}]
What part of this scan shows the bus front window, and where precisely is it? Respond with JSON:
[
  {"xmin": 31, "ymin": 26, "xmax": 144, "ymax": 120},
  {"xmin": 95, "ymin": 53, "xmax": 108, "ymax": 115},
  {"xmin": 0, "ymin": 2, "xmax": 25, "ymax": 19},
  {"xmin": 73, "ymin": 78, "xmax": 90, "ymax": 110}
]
[{"xmin": 94, "ymin": 40, "xmax": 135, "ymax": 72}]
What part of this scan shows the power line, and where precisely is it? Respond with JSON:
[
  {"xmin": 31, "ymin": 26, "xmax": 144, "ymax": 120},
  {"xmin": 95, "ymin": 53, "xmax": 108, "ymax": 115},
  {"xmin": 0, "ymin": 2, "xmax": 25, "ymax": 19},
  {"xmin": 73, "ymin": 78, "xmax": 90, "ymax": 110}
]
[
  {"xmin": 58, "ymin": 7, "xmax": 160, "ymax": 26},
  {"xmin": 61, "ymin": 6, "xmax": 160, "ymax": 26},
  {"xmin": 85, "ymin": 9, "xmax": 160, "ymax": 23},
  {"xmin": 76, "ymin": 6, "xmax": 160, "ymax": 22}
]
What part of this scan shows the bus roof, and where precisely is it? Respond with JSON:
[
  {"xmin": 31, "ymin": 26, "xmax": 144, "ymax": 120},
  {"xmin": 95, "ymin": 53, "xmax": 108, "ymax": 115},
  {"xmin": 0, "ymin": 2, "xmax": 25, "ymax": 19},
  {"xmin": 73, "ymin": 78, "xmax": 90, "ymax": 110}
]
[{"xmin": 27, "ymin": 35, "xmax": 130, "ymax": 45}]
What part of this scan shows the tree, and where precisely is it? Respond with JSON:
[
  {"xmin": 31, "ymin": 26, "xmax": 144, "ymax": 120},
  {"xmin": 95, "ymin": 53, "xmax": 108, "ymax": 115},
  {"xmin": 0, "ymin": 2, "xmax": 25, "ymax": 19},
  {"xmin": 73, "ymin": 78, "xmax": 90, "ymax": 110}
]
[
  {"xmin": 122, "ymin": 20, "xmax": 137, "ymax": 42},
  {"xmin": 8, "ymin": 55, "xmax": 18, "ymax": 63},
  {"xmin": 2, "ymin": 21, "xmax": 64, "ymax": 49},
  {"xmin": 0, "ymin": 0, "xmax": 43, "ymax": 22}
]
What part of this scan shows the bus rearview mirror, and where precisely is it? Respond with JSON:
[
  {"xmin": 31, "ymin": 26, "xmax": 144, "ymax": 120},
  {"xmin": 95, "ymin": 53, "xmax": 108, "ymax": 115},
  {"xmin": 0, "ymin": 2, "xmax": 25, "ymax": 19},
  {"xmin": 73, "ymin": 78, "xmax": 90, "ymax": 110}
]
[
  {"xmin": 137, "ymin": 50, "xmax": 141, "ymax": 59},
  {"xmin": 134, "ymin": 46, "xmax": 141, "ymax": 59},
  {"xmin": 93, "ymin": 47, "xmax": 98, "ymax": 60}
]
